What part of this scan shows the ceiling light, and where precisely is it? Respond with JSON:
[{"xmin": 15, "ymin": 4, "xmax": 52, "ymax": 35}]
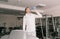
[{"xmin": 36, "ymin": 3, "xmax": 46, "ymax": 7}]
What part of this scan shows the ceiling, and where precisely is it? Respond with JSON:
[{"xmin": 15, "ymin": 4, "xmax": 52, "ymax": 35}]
[
  {"xmin": 0, "ymin": 0, "xmax": 60, "ymax": 16},
  {"xmin": 0, "ymin": 0, "xmax": 60, "ymax": 9}
]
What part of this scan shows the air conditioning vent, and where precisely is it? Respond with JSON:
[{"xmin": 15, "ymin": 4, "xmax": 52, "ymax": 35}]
[{"xmin": 0, "ymin": 0, "xmax": 8, "ymax": 2}]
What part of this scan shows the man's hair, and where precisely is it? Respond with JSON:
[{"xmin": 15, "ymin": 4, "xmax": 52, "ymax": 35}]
[{"xmin": 25, "ymin": 7, "xmax": 30, "ymax": 13}]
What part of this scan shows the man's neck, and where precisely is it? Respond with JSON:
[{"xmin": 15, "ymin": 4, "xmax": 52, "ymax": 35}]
[{"xmin": 26, "ymin": 13, "xmax": 31, "ymax": 14}]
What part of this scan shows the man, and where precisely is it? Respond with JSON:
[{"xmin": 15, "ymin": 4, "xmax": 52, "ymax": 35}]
[{"xmin": 23, "ymin": 7, "xmax": 42, "ymax": 39}]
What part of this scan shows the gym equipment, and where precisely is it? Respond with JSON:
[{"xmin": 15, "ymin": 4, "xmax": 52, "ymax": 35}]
[{"xmin": 8, "ymin": 30, "xmax": 39, "ymax": 39}]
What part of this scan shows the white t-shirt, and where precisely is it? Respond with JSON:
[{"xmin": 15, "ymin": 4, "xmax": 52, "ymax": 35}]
[{"xmin": 23, "ymin": 13, "xmax": 42, "ymax": 32}]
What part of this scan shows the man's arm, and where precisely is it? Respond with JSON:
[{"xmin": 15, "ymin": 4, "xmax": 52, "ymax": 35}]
[
  {"xmin": 34, "ymin": 10, "xmax": 42, "ymax": 18},
  {"xmin": 23, "ymin": 16, "xmax": 26, "ymax": 31}
]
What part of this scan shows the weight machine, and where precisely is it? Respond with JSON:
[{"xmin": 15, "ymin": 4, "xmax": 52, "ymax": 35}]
[{"xmin": 40, "ymin": 14, "xmax": 56, "ymax": 39}]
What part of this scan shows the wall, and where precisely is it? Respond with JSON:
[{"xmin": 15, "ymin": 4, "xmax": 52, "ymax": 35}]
[{"xmin": 0, "ymin": 14, "xmax": 23, "ymax": 27}]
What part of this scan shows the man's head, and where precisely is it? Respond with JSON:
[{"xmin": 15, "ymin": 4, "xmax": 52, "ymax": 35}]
[{"xmin": 25, "ymin": 7, "xmax": 31, "ymax": 14}]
